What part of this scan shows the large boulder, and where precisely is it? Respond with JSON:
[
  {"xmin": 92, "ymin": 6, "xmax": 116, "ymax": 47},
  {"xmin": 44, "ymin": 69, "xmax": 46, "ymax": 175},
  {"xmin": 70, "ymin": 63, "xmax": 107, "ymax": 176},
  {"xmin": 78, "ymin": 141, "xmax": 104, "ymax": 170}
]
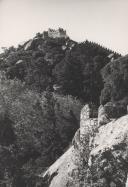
[
  {"xmin": 98, "ymin": 105, "xmax": 111, "ymax": 127},
  {"xmin": 40, "ymin": 146, "xmax": 79, "ymax": 187},
  {"xmin": 89, "ymin": 115, "xmax": 128, "ymax": 186},
  {"xmin": 40, "ymin": 105, "xmax": 128, "ymax": 187},
  {"xmin": 24, "ymin": 40, "xmax": 33, "ymax": 50},
  {"xmin": 40, "ymin": 104, "xmax": 98, "ymax": 187},
  {"xmin": 80, "ymin": 104, "xmax": 98, "ymax": 141},
  {"xmin": 15, "ymin": 59, "xmax": 23, "ymax": 65}
]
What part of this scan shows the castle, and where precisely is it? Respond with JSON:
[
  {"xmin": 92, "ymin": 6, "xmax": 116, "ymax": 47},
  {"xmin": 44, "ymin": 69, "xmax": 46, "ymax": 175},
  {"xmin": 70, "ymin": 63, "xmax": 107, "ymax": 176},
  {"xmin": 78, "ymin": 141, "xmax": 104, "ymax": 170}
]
[{"xmin": 43, "ymin": 28, "xmax": 67, "ymax": 39}]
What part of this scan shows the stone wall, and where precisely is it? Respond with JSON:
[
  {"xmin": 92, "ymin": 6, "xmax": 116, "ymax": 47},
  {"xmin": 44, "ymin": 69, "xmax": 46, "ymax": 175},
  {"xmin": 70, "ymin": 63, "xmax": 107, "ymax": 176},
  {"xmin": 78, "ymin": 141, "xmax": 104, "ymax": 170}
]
[{"xmin": 48, "ymin": 28, "xmax": 67, "ymax": 38}]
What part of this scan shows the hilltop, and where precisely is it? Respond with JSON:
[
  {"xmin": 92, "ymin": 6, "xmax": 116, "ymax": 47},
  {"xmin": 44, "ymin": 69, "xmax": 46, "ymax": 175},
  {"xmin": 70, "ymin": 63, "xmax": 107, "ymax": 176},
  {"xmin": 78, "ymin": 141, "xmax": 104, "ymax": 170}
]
[{"xmin": 0, "ymin": 28, "xmax": 121, "ymax": 105}]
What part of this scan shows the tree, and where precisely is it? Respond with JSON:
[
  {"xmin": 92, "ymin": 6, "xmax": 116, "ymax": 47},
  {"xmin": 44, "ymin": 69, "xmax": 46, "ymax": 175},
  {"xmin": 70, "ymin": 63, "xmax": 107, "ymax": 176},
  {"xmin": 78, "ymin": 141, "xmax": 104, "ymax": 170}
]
[
  {"xmin": 53, "ymin": 52, "xmax": 84, "ymax": 99},
  {"xmin": 101, "ymin": 56, "xmax": 128, "ymax": 106}
]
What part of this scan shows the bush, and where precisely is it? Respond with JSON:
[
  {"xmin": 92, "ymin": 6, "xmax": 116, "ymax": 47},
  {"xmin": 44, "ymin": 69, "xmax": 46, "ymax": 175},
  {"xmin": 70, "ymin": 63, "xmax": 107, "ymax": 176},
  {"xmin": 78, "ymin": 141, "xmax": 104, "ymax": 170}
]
[
  {"xmin": 0, "ymin": 73, "xmax": 82, "ymax": 186},
  {"xmin": 101, "ymin": 56, "xmax": 128, "ymax": 106}
]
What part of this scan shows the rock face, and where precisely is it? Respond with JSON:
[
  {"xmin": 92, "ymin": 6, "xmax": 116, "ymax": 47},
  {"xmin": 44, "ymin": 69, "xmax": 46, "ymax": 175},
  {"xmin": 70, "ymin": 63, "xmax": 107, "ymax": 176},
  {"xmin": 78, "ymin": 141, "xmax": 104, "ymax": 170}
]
[
  {"xmin": 41, "ymin": 146, "xmax": 79, "ymax": 187},
  {"xmin": 24, "ymin": 40, "xmax": 33, "ymax": 50},
  {"xmin": 98, "ymin": 105, "xmax": 111, "ymax": 127},
  {"xmin": 15, "ymin": 59, "xmax": 23, "ymax": 65},
  {"xmin": 89, "ymin": 115, "xmax": 128, "ymax": 186},
  {"xmin": 40, "ymin": 104, "xmax": 128, "ymax": 187},
  {"xmin": 80, "ymin": 104, "xmax": 98, "ymax": 161}
]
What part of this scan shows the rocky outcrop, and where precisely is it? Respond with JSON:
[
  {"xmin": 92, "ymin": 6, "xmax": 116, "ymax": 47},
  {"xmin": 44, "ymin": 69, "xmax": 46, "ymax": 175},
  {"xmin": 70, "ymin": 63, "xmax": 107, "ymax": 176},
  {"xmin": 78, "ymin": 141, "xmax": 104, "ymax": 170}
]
[
  {"xmin": 40, "ymin": 104, "xmax": 128, "ymax": 187},
  {"xmin": 80, "ymin": 104, "xmax": 98, "ymax": 161},
  {"xmin": 15, "ymin": 59, "xmax": 23, "ymax": 65},
  {"xmin": 98, "ymin": 105, "xmax": 111, "ymax": 127},
  {"xmin": 89, "ymin": 115, "xmax": 128, "ymax": 186},
  {"xmin": 40, "ymin": 146, "xmax": 79, "ymax": 187},
  {"xmin": 24, "ymin": 40, "xmax": 33, "ymax": 50}
]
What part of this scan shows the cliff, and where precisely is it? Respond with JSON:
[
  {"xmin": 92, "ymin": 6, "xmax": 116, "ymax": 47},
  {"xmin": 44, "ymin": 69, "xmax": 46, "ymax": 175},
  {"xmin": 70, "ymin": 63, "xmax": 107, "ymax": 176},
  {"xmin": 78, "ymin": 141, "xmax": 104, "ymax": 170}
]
[{"xmin": 40, "ymin": 104, "xmax": 128, "ymax": 187}]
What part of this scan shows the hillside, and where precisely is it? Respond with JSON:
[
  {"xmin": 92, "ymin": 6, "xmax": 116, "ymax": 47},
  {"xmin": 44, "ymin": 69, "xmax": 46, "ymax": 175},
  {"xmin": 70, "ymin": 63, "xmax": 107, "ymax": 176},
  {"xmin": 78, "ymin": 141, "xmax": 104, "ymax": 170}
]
[
  {"xmin": 101, "ymin": 55, "xmax": 128, "ymax": 106},
  {"xmin": 0, "ymin": 28, "xmax": 121, "ymax": 105},
  {"xmin": 0, "ymin": 28, "xmax": 127, "ymax": 187}
]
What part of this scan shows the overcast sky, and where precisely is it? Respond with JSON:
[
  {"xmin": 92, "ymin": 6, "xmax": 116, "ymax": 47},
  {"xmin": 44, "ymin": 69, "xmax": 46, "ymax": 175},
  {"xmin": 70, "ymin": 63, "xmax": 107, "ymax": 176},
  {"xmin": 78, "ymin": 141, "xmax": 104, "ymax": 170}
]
[{"xmin": 0, "ymin": 0, "xmax": 128, "ymax": 55}]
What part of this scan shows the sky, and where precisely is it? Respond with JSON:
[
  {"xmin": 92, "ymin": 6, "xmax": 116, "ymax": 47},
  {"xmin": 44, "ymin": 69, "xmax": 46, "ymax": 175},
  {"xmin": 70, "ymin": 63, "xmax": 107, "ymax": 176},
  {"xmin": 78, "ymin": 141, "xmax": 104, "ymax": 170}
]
[{"xmin": 0, "ymin": 0, "xmax": 128, "ymax": 55}]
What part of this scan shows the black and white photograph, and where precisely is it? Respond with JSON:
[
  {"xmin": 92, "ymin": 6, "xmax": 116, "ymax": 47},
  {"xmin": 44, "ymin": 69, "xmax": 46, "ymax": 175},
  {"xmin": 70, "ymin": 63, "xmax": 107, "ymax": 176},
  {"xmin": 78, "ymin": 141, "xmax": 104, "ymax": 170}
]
[{"xmin": 0, "ymin": 0, "xmax": 128, "ymax": 186}]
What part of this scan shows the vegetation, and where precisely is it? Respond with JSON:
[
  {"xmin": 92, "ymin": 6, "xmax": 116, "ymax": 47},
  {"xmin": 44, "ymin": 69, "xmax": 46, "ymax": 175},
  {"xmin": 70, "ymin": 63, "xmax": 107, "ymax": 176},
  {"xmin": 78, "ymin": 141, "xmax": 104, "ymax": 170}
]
[
  {"xmin": 0, "ymin": 73, "xmax": 82, "ymax": 186},
  {"xmin": 0, "ymin": 29, "xmax": 126, "ymax": 186},
  {"xmin": 101, "ymin": 55, "xmax": 128, "ymax": 109},
  {"xmin": 0, "ymin": 37, "xmax": 120, "ymax": 104}
]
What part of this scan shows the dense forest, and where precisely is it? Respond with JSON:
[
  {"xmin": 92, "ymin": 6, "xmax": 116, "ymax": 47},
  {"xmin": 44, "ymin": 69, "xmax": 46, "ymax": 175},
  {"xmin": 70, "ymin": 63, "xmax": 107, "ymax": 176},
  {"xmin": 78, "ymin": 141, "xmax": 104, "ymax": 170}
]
[{"xmin": 0, "ymin": 29, "xmax": 127, "ymax": 186}]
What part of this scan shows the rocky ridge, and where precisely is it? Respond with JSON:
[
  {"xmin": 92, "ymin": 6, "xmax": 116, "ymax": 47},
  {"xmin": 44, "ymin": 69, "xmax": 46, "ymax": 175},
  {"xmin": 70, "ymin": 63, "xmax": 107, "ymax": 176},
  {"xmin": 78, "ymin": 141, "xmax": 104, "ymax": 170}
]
[{"xmin": 40, "ymin": 104, "xmax": 128, "ymax": 187}]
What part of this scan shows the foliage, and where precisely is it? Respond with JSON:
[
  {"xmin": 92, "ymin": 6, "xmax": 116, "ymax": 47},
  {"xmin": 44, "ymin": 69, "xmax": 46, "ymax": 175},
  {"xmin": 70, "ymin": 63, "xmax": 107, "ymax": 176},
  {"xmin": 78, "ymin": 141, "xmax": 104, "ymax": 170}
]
[
  {"xmin": 0, "ymin": 35, "xmax": 120, "ymax": 103},
  {"xmin": 0, "ymin": 29, "xmax": 123, "ymax": 186},
  {"xmin": 0, "ymin": 73, "xmax": 82, "ymax": 186},
  {"xmin": 101, "ymin": 55, "xmax": 128, "ymax": 106},
  {"xmin": 53, "ymin": 41, "xmax": 120, "ymax": 104}
]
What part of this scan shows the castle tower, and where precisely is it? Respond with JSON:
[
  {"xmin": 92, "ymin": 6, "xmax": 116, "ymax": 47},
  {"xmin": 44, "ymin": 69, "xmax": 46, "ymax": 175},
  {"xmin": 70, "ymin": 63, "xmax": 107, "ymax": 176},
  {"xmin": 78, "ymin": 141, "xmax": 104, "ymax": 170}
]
[{"xmin": 48, "ymin": 28, "xmax": 67, "ymax": 38}]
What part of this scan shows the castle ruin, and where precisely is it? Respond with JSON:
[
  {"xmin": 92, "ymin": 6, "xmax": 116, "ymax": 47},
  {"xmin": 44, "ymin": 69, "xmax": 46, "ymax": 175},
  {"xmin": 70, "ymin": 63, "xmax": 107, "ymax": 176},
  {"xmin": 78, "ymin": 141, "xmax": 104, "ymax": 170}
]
[{"xmin": 43, "ymin": 28, "xmax": 67, "ymax": 39}]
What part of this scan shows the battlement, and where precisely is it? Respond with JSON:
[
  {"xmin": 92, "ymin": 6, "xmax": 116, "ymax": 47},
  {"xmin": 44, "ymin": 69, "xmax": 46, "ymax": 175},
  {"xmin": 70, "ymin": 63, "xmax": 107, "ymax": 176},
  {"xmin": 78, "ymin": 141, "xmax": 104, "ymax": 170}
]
[{"xmin": 43, "ymin": 28, "xmax": 67, "ymax": 39}]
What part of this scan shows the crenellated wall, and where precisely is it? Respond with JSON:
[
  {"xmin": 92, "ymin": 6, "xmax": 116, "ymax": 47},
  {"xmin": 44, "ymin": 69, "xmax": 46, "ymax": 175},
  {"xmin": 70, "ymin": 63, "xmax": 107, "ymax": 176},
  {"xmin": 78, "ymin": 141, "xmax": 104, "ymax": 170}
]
[
  {"xmin": 42, "ymin": 28, "xmax": 67, "ymax": 39},
  {"xmin": 48, "ymin": 28, "xmax": 67, "ymax": 38}
]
